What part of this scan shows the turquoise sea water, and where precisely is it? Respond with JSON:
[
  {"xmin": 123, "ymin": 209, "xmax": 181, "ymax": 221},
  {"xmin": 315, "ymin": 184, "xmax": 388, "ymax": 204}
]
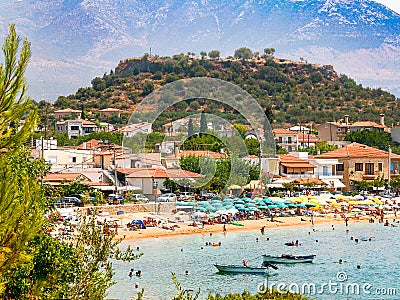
[{"xmin": 108, "ymin": 222, "xmax": 400, "ymax": 300}]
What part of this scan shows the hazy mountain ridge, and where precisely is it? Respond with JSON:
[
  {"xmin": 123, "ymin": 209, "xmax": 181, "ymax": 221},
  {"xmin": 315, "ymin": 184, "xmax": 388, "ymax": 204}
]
[{"xmin": 0, "ymin": 0, "xmax": 399, "ymax": 100}]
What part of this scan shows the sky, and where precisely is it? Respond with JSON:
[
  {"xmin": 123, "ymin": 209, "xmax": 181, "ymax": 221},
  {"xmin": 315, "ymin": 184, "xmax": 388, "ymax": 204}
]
[{"xmin": 374, "ymin": 0, "xmax": 400, "ymax": 14}]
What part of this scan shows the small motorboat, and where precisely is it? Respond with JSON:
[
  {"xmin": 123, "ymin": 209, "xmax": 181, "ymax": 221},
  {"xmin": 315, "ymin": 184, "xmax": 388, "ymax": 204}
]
[
  {"xmin": 262, "ymin": 254, "xmax": 316, "ymax": 264},
  {"xmin": 214, "ymin": 263, "xmax": 276, "ymax": 274}
]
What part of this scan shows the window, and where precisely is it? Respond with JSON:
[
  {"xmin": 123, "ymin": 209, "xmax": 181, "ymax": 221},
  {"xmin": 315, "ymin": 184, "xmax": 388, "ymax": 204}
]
[
  {"xmin": 365, "ymin": 163, "xmax": 374, "ymax": 175},
  {"xmin": 378, "ymin": 163, "xmax": 383, "ymax": 172},
  {"xmin": 322, "ymin": 166, "xmax": 328, "ymax": 176},
  {"xmin": 355, "ymin": 163, "xmax": 363, "ymax": 171},
  {"xmin": 336, "ymin": 164, "xmax": 344, "ymax": 172},
  {"xmin": 69, "ymin": 156, "xmax": 77, "ymax": 163},
  {"xmin": 71, "ymin": 125, "xmax": 79, "ymax": 130},
  {"xmin": 288, "ymin": 137, "xmax": 292, "ymax": 143},
  {"xmin": 278, "ymin": 137, "xmax": 282, "ymax": 143}
]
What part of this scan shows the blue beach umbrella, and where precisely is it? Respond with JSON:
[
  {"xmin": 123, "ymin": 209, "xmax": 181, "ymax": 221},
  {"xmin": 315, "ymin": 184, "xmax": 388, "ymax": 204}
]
[
  {"xmin": 305, "ymin": 203, "xmax": 316, "ymax": 207},
  {"xmin": 296, "ymin": 203, "xmax": 307, "ymax": 208},
  {"xmin": 267, "ymin": 204, "xmax": 279, "ymax": 209},
  {"xmin": 194, "ymin": 207, "xmax": 207, "ymax": 211}
]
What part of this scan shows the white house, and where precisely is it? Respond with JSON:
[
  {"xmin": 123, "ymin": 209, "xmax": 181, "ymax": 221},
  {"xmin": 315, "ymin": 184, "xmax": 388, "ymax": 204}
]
[
  {"xmin": 119, "ymin": 122, "xmax": 152, "ymax": 137},
  {"xmin": 273, "ymin": 129, "xmax": 298, "ymax": 152},
  {"xmin": 56, "ymin": 118, "xmax": 97, "ymax": 139}
]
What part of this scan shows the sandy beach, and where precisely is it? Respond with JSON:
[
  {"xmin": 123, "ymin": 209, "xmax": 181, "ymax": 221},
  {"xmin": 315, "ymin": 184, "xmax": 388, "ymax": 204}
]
[{"xmin": 112, "ymin": 212, "xmax": 369, "ymax": 241}]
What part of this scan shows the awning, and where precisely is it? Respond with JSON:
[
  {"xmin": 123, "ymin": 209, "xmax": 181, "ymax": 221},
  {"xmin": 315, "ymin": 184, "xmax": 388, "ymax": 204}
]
[{"xmin": 322, "ymin": 179, "xmax": 345, "ymax": 188}]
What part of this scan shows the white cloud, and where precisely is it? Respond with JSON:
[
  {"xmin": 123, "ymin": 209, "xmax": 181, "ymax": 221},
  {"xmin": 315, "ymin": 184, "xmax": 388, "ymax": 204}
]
[{"xmin": 373, "ymin": 0, "xmax": 400, "ymax": 14}]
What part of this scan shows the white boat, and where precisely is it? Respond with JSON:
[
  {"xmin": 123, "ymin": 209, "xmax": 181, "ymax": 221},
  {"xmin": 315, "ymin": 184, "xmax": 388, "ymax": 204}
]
[
  {"xmin": 262, "ymin": 254, "xmax": 315, "ymax": 264},
  {"xmin": 214, "ymin": 264, "xmax": 273, "ymax": 274}
]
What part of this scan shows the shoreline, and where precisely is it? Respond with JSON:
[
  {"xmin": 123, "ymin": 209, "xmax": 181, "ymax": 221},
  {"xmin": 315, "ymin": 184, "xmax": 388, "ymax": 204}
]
[{"xmin": 114, "ymin": 214, "xmax": 370, "ymax": 241}]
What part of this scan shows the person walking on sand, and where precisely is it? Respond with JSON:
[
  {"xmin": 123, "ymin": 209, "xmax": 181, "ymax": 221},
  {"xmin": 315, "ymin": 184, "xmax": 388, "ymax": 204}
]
[
  {"xmin": 223, "ymin": 224, "xmax": 227, "ymax": 234},
  {"xmin": 310, "ymin": 211, "xmax": 314, "ymax": 225},
  {"xmin": 260, "ymin": 226, "xmax": 265, "ymax": 234}
]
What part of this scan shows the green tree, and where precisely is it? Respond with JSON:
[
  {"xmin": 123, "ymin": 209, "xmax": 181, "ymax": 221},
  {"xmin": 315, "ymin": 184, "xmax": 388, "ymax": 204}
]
[
  {"xmin": 208, "ymin": 50, "xmax": 220, "ymax": 59},
  {"xmin": 91, "ymin": 77, "xmax": 106, "ymax": 91},
  {"xmin": 187, "ymin": 118, "xmax": 194, "ymax": 137},
  {"xmin": 234, "ymin": 47, "xmax": 253, "ymax": 60},
  {"xmin": 142, "ymin": 80, "xmax": 154, "ymax": 96},
  {"xmin": 0, "ymin": 24, "xmax": 46, "ymax": 294},
  {"xmin": 344, "ymin": 130, "xmax": 393, "ymax": 151},
  {"xmin": 233, "ymin": 123, "xmax": 248, "ymax": 138},
  {"xmin": 264, "ymin": 47, "xmax": 276, "ymax": 56},
  {"xmin": 200, "ymin": 51, "xmax": 207, "ymax": 60},
  {"xmin": 200, "ymin": 112, "xmax": 207, "ymax": 134},
  {"xmin": 244, "ymin": 138, "xmax": 260, "ymax": 156}
]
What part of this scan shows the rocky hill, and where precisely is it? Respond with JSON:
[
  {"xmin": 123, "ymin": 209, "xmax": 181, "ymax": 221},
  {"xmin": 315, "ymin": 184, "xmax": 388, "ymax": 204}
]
[{"xmin": 52, "ymin": 53, "xmax": 398, "ymax": 128}]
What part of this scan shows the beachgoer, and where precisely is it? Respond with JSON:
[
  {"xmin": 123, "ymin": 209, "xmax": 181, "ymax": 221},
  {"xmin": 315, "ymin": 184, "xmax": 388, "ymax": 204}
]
[
  {"xmin": 295, "ymin": 240, "xmax": 299, "ymax": 246},
  {"xmin": 384, "ymin": 220, "xmax": 389, "ymax": 226},
  {"xmin": 136, "ymin": 270, "xmax": 142, "ymax": 277},
  {"xmin": 223, "ymin": 224, "xmax": 227, "ymax": 233},
  {"xmin": 344, "ymin": 217, "xmax": 348, "ymax": 226},
  {"xmin": 260, "ymin": 226, "xmax": 265, "ymax": 234},
  {"xmin": 136, "ymin": 246, "xmax": 140, "ymax": 251},
  {"xmin": 310, "ymin": 211, "xmax": 314, "ymax": 225},
  {"xmin": 242, "ymin": 260, "xmax": 248, "ymax": 267},
  {"xmin": 266, "ymin": 237, "xmax": 270, "ymax": 241},
  {"xmin": 256, "ymin": 238, "xmax": 259, "ymax": 242},
  {"xmin": 129, "ymin": 268, "xmax": 134, "ymax": 277},
  {"xmin": 339, "ymin": 259, "xmax": 343, "ymax": 264},
  {"xmin": 185, "ymin": 270, "xmax": 189, "ymax": 275},
  {"xmin": 357, "ymin": 265, "xmax": 361, "ymax": 269}
]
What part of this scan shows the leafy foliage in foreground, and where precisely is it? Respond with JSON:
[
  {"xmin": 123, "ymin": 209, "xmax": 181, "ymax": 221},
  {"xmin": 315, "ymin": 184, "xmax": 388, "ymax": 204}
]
[{"xmin": 170, "ymin": 273, "xmax": 309, "ymax": 300}]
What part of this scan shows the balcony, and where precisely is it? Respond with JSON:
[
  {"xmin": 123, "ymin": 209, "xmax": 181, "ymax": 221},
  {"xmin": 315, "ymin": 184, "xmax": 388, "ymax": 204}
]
[{"xmin": 362, "ymin": 174, "xmax": 377, "ymax": 180}]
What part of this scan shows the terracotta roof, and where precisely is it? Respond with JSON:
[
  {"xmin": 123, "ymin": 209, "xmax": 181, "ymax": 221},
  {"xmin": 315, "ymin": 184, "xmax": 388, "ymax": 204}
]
[
  {"xmin": 350, "ymin": 121, "xmax": 386, "ymax": 129},
  {"xmin": 273, "ymin": 128, "xmax": 296, "ymax": 135},
  {"xmin": 43, "ymin": 173, "xmax": 91, "ymax": 182},
  {"xmin": 244, "ymin": 155, "xmax": 259, "ymax": 159},
  {"xmin": 279, "ymin": 154, "xmax": 315, "ymax": 169},
  {"xmin": 297, "ymin": 133, "xmax": 321, "ymax": 143},
  {"xmin": 125, "ymin": 168, "xmax": 202, "ymax": 179},
  {"xmin": 315, "ymin": 142, "xmax": 400, "ymax": 159},
  {"xmin": 77, "ymin": 139, "xmax": 99, "ymax": 150},
  {"xmin": 179, "ymin": 150, "xmax": 227, "ymax": 159}
]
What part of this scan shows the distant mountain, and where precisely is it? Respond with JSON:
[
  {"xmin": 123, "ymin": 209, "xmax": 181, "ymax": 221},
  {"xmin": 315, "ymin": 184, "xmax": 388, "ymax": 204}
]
[{"xmin": 0, "ymin": 0, "xmax": 399, "ymax": 101}]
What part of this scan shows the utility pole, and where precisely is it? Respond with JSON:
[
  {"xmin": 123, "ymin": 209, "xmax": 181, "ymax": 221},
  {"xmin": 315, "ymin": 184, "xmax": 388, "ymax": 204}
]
[
  {"xmin": 388, "ymin": 144, "xmax": 391, "ymax": 192},
  {"xmin": 114, "ymin": 143, "xmax": 118, "ymax": 195}
]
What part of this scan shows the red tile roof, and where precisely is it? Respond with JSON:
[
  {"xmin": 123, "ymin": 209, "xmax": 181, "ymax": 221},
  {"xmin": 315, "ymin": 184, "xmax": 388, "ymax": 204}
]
[
  {"xmin": 43, "ymin": 173, "xmax": 91, "ymax": 182},
  {"xmin": 315, "ymin": 142, "xmax": 400, "ymax": 159},
  {"xmin": 273, "ymin": 128, "xmax": 296, "ymax": 135},
  {"xmin": 297, "ymin": 133, "xmax": 321, "ymax": 143},
  {"xmin": 125, "ymin": 168, "xmax": 203, "ymax": 179},
  {"xmin": 350, "ymin": 121, "xmax": 386, "ymax": 129},
  {"xmin": 279, "ymin": 154, "xmax": 315, "ymax": 169},
  {"xmin": 179, "ymin": 150, "xmax": 227, "ymax": 159}
]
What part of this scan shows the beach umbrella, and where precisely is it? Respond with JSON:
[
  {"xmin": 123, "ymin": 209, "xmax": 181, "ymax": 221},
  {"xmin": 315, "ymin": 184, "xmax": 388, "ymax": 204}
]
[
  {"xmin": 284, "ymin": 201, "xmax": 293, "ymax": 204},
  {"xmin": 305, "ymin": 203, "xmax": 316, "ymax": 207},
  {"xmin": 257, "ymin": 205, "xmax": 269, "ymax": 210},
  {"xmin": 244, "ymin": 203, "xmax": 256, "ymax": 207},
  {"xmin": 248, "ymin": 207, "xmax": 259, "ymax": 212},
  {"xmin": 296, "ymin": 203, "xmax": 307, "ymax": 208},
  {"xmin": 234, "ymin": 200, "xmax": 245, "ymax": 204},
  {"xmin": 208, "ymin": 213, "xmax": 220, "ymax": 219},
  {"xmin": 287, "ymin": 203, "xmax": 296, "ymax": 208},
  {"xmin": 192, "ymin": 212, "xmax": 206, "ymax": 218},
  {"xmin": 194, "ymin": 207, "xmax": 208, "ymax": 211},
  {"xmin": 267, "ymin": 204, "xmax": 279, "ymax": 209},
  {"xmin": 235, "ymin": 204, "xmax": 245, "ymax": 209},
  {"xmin": 226, "ymin": 208, "xmax": 239, "ymax": 214},
  {"xmin": 241, "ymin": 197, "xmax": 252, "ymax": 202},
  {"xmin": 237, "ymin": 207, "xmax": 246, "ymax": 211}
]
